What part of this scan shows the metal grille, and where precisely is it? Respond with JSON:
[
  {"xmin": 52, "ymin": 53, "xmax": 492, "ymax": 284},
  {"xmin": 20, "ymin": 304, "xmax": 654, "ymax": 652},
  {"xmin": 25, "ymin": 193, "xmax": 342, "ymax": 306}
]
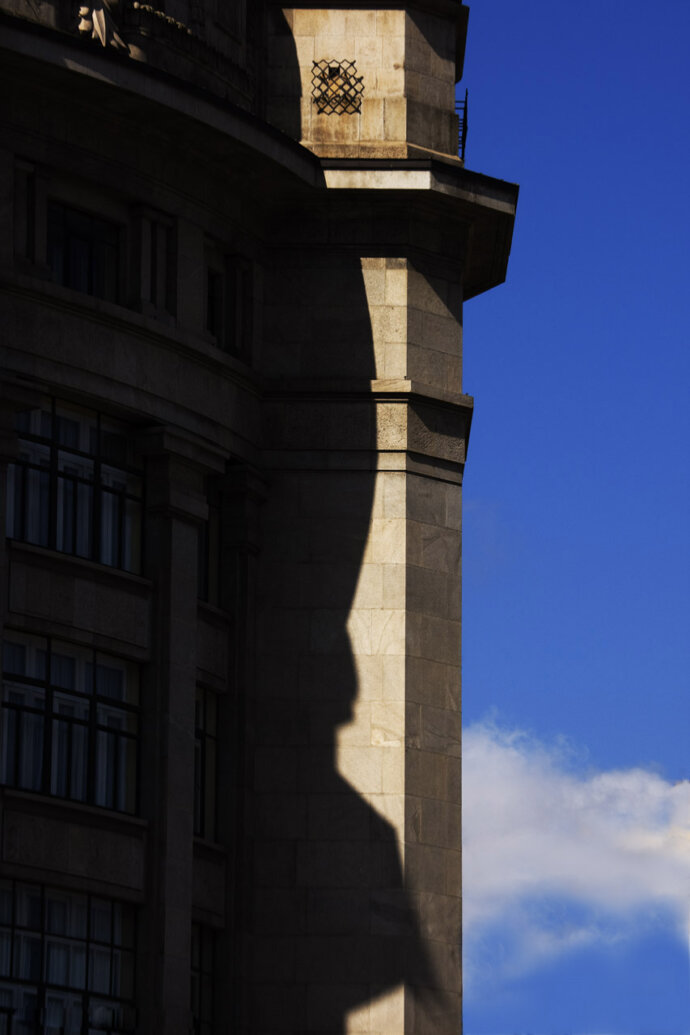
[{"xmin": 311, "ymin": 60, "xmax": 364, "ymax": 115}]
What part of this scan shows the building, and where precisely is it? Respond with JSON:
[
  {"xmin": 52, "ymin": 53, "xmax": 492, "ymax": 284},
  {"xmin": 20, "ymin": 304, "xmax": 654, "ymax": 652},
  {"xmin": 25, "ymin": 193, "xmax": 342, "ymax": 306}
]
[{"xmin": 0, "ymin": 2, "xmax": 517, "ymax": 1032}]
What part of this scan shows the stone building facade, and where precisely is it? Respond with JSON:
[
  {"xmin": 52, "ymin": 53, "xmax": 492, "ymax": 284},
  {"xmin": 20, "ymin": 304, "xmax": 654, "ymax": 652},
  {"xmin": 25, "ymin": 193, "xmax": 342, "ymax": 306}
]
[{"xmin": 0, "ymin": 2, "xmax": 516, "ymax": 1032}]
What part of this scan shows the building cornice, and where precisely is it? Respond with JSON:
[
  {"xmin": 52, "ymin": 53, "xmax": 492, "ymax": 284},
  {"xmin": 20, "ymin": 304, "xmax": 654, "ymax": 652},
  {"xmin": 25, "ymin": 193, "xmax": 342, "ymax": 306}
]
[
  {"xmin": 0, "ymin": 12, "xmax": 324, "ymax": 190},
  {"xmin": 320, "ymin": 158, "xmax": 519, "ymax": 298}
]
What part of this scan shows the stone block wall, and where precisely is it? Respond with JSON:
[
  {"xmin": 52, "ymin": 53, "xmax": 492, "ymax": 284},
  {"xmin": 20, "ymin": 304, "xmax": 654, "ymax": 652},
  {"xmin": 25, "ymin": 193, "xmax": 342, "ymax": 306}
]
[
  {"xmin": 267, "ymin": 7, "xmax": 460, "ymax": 159},
  {"xmin": 253, "ymin": 208, "xmax": 467, "ymax": 1029}
]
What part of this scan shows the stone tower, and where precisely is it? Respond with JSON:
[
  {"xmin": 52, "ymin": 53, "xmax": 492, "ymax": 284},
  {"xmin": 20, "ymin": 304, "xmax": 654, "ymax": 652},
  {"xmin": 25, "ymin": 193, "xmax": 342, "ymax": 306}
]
[{"xmin": 0, "ymin": 2, "xmax": 516, "ymax": 1033}]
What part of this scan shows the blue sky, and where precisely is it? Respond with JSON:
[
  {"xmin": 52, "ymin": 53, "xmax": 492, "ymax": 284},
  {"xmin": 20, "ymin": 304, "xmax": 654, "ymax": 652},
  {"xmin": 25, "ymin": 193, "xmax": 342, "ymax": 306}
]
[{"xmin": 459, "ymin": 1, "xmax": 690, "ymax": 1031}]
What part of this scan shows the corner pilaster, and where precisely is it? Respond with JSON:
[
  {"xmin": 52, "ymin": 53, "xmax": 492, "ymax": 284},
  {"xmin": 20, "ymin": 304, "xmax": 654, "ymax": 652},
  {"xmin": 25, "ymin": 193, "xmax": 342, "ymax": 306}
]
[{"xmin": 137, "ymin": 426, "xmax": 226, "ymax": 1035}]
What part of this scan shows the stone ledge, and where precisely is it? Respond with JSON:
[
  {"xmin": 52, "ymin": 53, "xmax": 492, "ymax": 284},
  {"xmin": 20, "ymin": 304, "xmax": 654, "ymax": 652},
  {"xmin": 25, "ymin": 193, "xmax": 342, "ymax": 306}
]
[
  {"xmin": 263, "ymin": 376, "xmax": 474, "ymax": 412},
  {"xmin": 7, "ymin": 540, "xmax": 152, "ymax": 656}
]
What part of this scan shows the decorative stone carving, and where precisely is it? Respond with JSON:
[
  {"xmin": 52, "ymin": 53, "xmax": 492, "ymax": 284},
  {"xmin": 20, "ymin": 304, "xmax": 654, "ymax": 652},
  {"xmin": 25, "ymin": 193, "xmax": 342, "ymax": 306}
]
[
  {"xmin": 130, "ymin": 2, "xmax": 193, "ymax": 36},
  {"xmin": 77, "ymin": 2, "xmax": 127, "ymax": 51}
]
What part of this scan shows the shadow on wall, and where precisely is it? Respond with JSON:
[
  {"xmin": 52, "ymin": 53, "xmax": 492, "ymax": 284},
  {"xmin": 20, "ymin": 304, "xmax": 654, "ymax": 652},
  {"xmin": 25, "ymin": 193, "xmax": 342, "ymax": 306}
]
[
  {"xmin": 265, "ymin": 5, "xmax": 303, "ymax": 141},
  {"xmin": 241, "ymin": 11, "xmax": 443, "ymax": 1033}
]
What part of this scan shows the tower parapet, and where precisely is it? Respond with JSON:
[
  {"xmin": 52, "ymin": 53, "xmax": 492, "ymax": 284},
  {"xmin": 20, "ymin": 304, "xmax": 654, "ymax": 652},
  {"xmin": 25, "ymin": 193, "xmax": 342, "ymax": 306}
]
[{"xmin": 268, "ymin": 2, "xmax": 469, "ymax": 159}]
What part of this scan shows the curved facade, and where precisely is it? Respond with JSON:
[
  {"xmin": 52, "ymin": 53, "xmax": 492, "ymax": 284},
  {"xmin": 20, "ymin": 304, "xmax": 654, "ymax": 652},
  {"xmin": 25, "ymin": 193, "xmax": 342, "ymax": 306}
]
[{"xmin": 0, "ymin": 3, "xmax": 517, "ymax": 1033}]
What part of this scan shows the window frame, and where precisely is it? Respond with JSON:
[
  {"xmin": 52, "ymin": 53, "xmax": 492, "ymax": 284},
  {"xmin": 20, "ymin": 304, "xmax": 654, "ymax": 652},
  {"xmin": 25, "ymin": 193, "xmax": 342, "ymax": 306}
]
[
  {"xmin": 190, "ymin": 922, "xmax": 215, "ymax": 1035},
  {"xmin": 1, "ymin": 633, "xmax": 140, "ymax": 817},
  {"xmin": 6, "ymin": 400, "xmax": 144, "ymax": 575},
  {"xmin": 193, "ymin": 687, "xmax": 218, "ymax": 841},
  {"xmin": 204, "ymin": 244, "xmax": 254, "ymax": 361},
  {"xmin": 0, "ymin": 880, "xmax": 137, "ymax": 1034},
  {"xmin": 47, "ymin": 199, "xmax": 124, "ymax": 304}
]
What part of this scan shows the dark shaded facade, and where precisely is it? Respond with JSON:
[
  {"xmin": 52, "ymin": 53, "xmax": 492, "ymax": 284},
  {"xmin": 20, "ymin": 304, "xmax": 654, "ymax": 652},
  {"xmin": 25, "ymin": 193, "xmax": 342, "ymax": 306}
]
[{"xmin": 0, "ymin": 2, "xmax": 516, "ymax": 1032}]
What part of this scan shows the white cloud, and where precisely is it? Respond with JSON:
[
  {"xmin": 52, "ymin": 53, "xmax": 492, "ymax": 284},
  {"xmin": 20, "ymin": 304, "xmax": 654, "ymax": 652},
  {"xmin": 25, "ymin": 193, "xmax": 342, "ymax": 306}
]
[{"xmin": 462, "ymin": 722, "xmax": 690, "ymax": 987}]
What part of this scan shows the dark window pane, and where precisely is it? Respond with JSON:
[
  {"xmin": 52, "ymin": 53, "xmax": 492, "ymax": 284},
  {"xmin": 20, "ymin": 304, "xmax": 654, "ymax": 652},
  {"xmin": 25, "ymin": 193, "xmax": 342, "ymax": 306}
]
[
  {"xmin": 207, "ymin": 268, "xmax": 222, "ymax": 338},
  {"xmin": 112, "ymin": 907, "xmax": 134, "ymax": 951},
  {"xmin": 23, "ymin": 467, "xmax": 50, "ymax": 547},
  {"xmin": 2, "ymin": 635, "xmax": 139, "ymax": 815},
  {"xmin": 76, "ymin": 481, "xmax": 94, "ymax": 558},
  {"xmin": 55, "ymin": 416, "xmax": 80, "ymax": 449},
  {"xmin": 9, "ymin": 402, "xmax": 142, "ymax": 574},
  {"xmin": 94, "ymin": 730, "xmax": 116, "ymax": 809},
  {"xmin": 191, "ymin": 924, "xmax": 215, "ymax": 1033},
  {"xmin": 123, "ymin": 497, "xmax": 141, "ymax": 573},
  {"xmin": 0, "ymin": 884, "xmax": 135, "ymax": 1031},
  {"xmin": 0, "ymin": 709, "xmax": 16, "ymax": 787},
  {"xmin": 0, "ymin": 932, "xmax": 10, "ymax": 977},
  {"xmin": 15, "ymin": 886, "xmax": 42, "ymax": 929},
  {"xmin": 100, "ymin": 489, "xmax": 121, "ymax": 567},
  {"xmin": 48, "ymin": 202, "xmax": 120, "ymax": 302},
  {"xmin": 88, "ymin": 947, "xmax": 111, "ymax": 994},
  {"xmin": 0, "ymin": 884, "xmax": 12, "ymax": 925},
  {"xmin": 44, "ymin": 938, "xmax": 69, "ymax": 985},
  {"xmin": 95, "ymin": 664, "xmax": 124, "ymax": 701},
  {"xmin": 194, "ymin": 690, "xmax": 218, "ymax": 840},
  {"xmin": 51, "ymin": 653, "xmax": 75, "ymax": 690},
  {"xmin": 90, "ymin": 900, "xmax": 112, "ymax": 945},
  {"xmin": 50, "ymin": 719, "xmax": 69, "ymax": 798},
  {"xmin": 17, "ymin": 710, "xmax": 43, "ymax": 791},
  {"xmin": 12, "ymin": 987, "xmax": 39, "ymax": 1035},
  {"xmin": 100, "ymin": 431, "xmax": 127, "ymax": 466},
  {"xmin": 13, "ymin": 934, "xmax": 41, "ymax": 980},
  {"xmin": 45, "ymin": 892, "xmax": 87, "ymax": 941},
  {"xmin": 2, "ymin": 642, "xmax": 25, "ymax": 676}
]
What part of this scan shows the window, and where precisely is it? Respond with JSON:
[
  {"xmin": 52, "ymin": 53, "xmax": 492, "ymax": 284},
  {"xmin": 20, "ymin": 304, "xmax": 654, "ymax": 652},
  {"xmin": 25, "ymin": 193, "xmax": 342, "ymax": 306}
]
[
  {"xmin": 13, "ymin": 161, "xmax": 36, "ymax": 263},
  {"xmin": 197, "ymin": 481, "xmax": 220, "ymax": 606},
  {"xmin": 205, "ymin": 251, "xmax": 253, "ymax": 360},
  {"xmin": 191, "ymin": 924, "xmax": 215, "ymax": 1035},
  {"xmin": 1, "ymin": 634, "xmax": 139, "ymax": 815},
  {"xmin": 6, "ymin": 401, "xmax": 143, "ymax": 574},
  {"xmin": 193, "ymin": 688, "xmax": 217, "ymax": 840},
  {"xmin": 0, "ymin": 881, "xmax": 136, "ymax": 1034},
  {"xmin": 47, "ymin": 201, "xmax": 121, "ymax": 303},
  {"xmin": 134, "ymin": 209, "xmax": 176, "ymax": 319}
]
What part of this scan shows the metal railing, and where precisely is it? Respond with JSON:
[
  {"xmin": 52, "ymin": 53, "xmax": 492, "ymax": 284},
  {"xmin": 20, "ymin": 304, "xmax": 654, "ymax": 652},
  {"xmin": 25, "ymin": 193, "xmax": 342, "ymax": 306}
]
[{"xmin": 456, "ymin": 88, "xmax": 469, "ymax": 161}]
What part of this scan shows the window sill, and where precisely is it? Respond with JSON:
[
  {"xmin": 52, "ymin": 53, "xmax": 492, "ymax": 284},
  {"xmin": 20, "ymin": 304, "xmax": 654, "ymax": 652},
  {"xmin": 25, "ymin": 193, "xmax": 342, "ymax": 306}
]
[
  {"xmin": 2, "ymin": 266, "xmax": 258, "ymax": 386},
  {"xmin": 193, "ymin": 836, "xmax": 227, "ymax": 861},
  {"xmin": 7, "ymin": 538, "xmax": 152, "ymax": 590},
  {"xmin": 0, "ymin": 786, "xmax": 149, "ymax": 835},
  {"xmin": 197, "ymin": 599, "xmax": 232, "ymax": 624}
]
